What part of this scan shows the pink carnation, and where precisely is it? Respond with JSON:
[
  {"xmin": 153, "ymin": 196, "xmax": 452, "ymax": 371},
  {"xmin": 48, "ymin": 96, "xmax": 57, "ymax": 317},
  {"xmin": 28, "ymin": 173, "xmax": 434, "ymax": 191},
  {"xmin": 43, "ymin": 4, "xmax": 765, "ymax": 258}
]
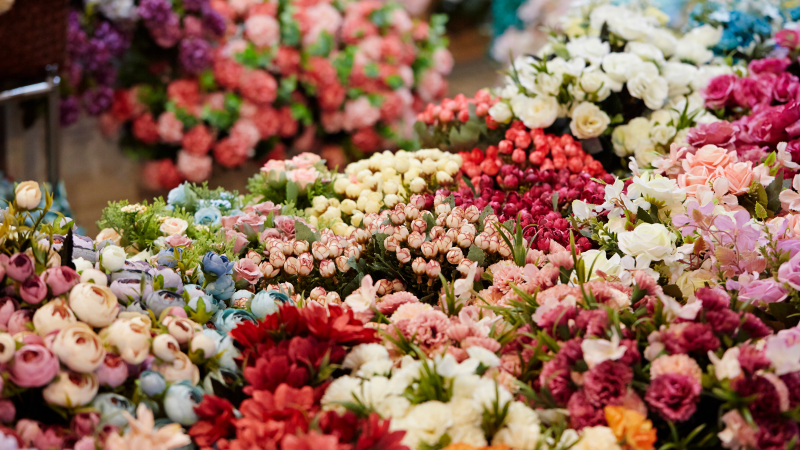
[
  {"xmin": 132, "ymin": 113, "xmax": 160, "ymax": 145},
  {"xmin": 650, "ymin": 354, "xmax": 703, "ymax": 383},
  {"xmin": 213, "ymin": 136, "xmax": 250, "ymax": 168},
  {"xmin": 286, "ymin": 168, "xmax": 318, "ymax": 189},
  {"xmin": 157, "ymin": 112, "xmax": 184, "ymax": 144},
  {"xmin": 240, "ymin": 70, "xmax": 277, "ymax": 105},
  {"xmin": 176, "ymin": 151, "xmax": 213, "ymax": 183},
  {"xmin": 245, "ymin": 14, "xmax": 280, "ymax": 48},
  {"xmin": 432, "ymin": 48, "xmax": 454, "ymax": 75},
  {"xmin": 704, "ymin": 74, "xmax": 737, "ymax": 109},
  {"xmin": 290, "ymin": 152, "xmax": 322, "ymax": 169},
  {"xmin": 418, "ymin": 70, "xmax": 447, "ymax": 103},
  {"xmin": 230, "ymin": 119, "xmax": 261, "ymax": 148},
  {"xmin": 377, "ymin": 291, "xmax": 419, "ymax": 315},
  {"xmin": 391, "ymin": 302, "xmax": 432, "ymax": 321},
  {"xmin": 298, "ymin": 3, "xmax": 342, "ymax": 47},
  {"xmin": 182, "ymin": 124, "xmax": 214, "ymax": 156}
]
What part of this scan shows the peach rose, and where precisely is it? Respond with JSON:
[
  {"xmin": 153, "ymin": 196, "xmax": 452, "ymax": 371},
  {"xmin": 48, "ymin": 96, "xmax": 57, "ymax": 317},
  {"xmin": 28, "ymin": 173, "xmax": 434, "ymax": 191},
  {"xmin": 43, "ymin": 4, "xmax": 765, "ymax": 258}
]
[
  {"xmin": 683, "ymin": 144, "xmax": 737, "ymax": 171},
  {"xmin": 160, "ymin": 218, "xmax": 189, "ymax": 236},
  {"xmin": 678, "ymin": 165, "xmax": 719, "ymax": 196},
  {"xmin": 287, "ymin": 168, "xmax": 319, "ymax": 190},
  {"xmin": 723, "ymin": 161, "xmax": 754, "ymax": 195}
]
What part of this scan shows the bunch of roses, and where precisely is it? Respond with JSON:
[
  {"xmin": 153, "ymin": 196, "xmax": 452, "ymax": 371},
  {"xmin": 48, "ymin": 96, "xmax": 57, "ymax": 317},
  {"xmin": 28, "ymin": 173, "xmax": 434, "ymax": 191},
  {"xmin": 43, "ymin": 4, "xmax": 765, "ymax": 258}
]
[
  {"xmin": 321, "ymin": 349, "xmax": 546, "ymax": 450},
  {"xmin": 119, "ymin": 0, "xmax": 452, "ymax": 189},
  {"xmin": 250, "ymin": 152, "xmax": 331, "ymax": 211},
  {"xmin": 188, "ymin": 302, "xmax": 393, "ymax": 450},
  {"xmin": 418, "ymin": 3, "xmax": 734, "ymax": 172}
]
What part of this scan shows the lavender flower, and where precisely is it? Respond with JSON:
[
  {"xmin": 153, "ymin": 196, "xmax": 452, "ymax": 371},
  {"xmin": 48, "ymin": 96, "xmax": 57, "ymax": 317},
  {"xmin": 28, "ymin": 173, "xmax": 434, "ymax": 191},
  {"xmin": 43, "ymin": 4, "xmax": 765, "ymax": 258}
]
[
  {"xmin": 83, "ymin": 87, "xmax": 114, "ymax": 116},
  {"xmin": 179, "ymin": 38, "xmax": 212, "ymax": 75},
  {"xmin": 183, "ymin": 0, "xmax": 208, "ymax": 12},
  {"xmin": 94, "ymin": 21, "xmax": 129, "ymax": 57},
  {"xmin": 67, "ymin": 11, "xmax": 89, "ymax": 59},
  {"xmin": 202, "ymin": 5, "xmax": 226, "ymax": 37},
  {"xmin": 138, "ymin": 0, "xmax": 172, "ymax": 27}
]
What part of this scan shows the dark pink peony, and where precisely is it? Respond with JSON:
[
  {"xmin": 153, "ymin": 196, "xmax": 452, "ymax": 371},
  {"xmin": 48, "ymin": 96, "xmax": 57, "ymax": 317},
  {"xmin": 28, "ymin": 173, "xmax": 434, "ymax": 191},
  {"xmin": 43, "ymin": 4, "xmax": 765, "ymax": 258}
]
[
  {"xmin": 41, "ymin": 267, "xmax": 80, "ymax": 297},
  {"xmin": 704, "ymin": 74, "xmax": 737, "ymax": 109},
  {"xmin": 748, "ymin": 57, "xmax": 792, "ymax": 75},
  {"xmin": 567, "ymin": 390, "xmax": 606, "ymax": 429},
  {"xmin": 733, "ymin": 76, "xmax": 774, "ymax": 109}
]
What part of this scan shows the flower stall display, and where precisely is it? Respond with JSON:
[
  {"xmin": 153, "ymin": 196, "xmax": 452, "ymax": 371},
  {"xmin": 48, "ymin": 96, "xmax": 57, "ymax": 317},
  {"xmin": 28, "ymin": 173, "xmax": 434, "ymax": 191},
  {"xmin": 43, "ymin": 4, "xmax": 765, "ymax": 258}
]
[
  {"xmin": 109, "ymin": 0, "xmax": 453, "ymax": 190},
  {"xmin": 417, "ymin": 2, "xmax": 736, "ymax": 173}
]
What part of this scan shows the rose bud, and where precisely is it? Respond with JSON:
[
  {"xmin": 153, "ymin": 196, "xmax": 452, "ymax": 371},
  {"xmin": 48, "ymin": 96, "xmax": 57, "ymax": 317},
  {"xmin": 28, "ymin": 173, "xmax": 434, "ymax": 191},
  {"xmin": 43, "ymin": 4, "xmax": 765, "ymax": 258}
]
[
  {"xmin": 152, "ymin": 334, "xmax": 181, "ymax": 362},
  {"xmin": 153, "ymin": 353, "xmax": 199, "ymax": 385},
  {"xmin": 51, "ymin": 323, "xmax": 106, "ymax": 373},
  {"xmin": 396, "ymin": 248, "xmax": 412, "ymax": 264},
  {"xmin": 32, "ymin": 299, "xmax": 76, "ymax": 336},
  {"xmin": 43, "ymin": 371, "xmax": 99, "ymax": 407},
  {"xmin": 8, "ymin": 310, "xmax": 33, "ymax": 335},
  {"xmin": 407, "ymin": 231, "xmax": 424, "ymax": 249},
  {"xmin": 283, "ymin": 257, "xmax": 300, "ymax": 275},
  {"xmin": 435, "ymin": 203, "xmax": 451, "ymax": 216},
  {"xmin": 69, "ymin": 283, "xmax": 120, "ymax": 328},
  {"xmin": 139, "ymin": 371, "xmax": 167, "ymax": 397},
  {"xmin": 457, "ymin": 231, "xmax": 474, "ymax": 248},
  {"xmin": 20, "ymin": 275, "xmax": 47, "ymax": 305},
  {"xmin": 41, "ymin": 267, "xmax": 80, "ymax": 297},
  {"xmin": 391, "ymin": 279, "xmax": 406, "ymax": 292},
  {"xmin": 412, "ymin": 257, "xmax": 427, "ymax": 275},
  {"xmin": 335, "ymin": 256, "xmax": 350, "ymax": 273},
  {"xmin": 325, "ymin": 292, "xmax": 342, "ymax": 304},
  {"xmin": 80, "ymin": 268, "xmax": 109, "ymax": 287},
  {"xmin": 282, "ymin": 241, "xmax": 293, "ymax": 256},
  {"xmin": 499, "ymin": 242, "xmax": 512, "ymax": 258},
  {"xmin": 15, "ymin": 181, "xmax": 42, "ymax": 210},
  {"xmin": 259, "ymin": 262, "xmax": 277, "ymax": 278},
  {"xmin": 100, "ymin": 245, "xmax": 126, "ymax": 272},
  {"xmin": 319, "ymin": 260, "xmax": 336, "ymax": 278},
  {"xmin": 309, "ymin": 287, "xmax": 327, "ymax": 300},
  {"xmin": 411, "ymin": 219, "xmax": 427, "ymax": 234},
  {"xmin": 394, "ymin": 227, "xmax": 409, "ymax": 242},
  {"xmin": 164, "ymin": 317, "xmax": 195, "ymax": 344},
  {"xmin": 100, "ymin": 315, "xmax": 152, "ymax": 365},
  {"xmin": 447, "ymin": 248, "xmax": 465, "ymax": 265},
  {"xmin": 344, "ymin": 245, "xmax": 361, "ymax": 259},
  {"xmin": 269, "ymin": 250, "xmax": 286, "ymax": 268},
  {"xmin": 9, "ymin": 344, "xmax": 59, "ymax": 387},
  {"xmin": 404, "ymin": 205, "xmax": 420, "ymax": 220},
  {"xmin": 445, "ymin": 213, "xmax": 462, "ymax": 229},
  {"xmin": 457, "ymin": 258, "xmax": 475, "ymax": 275},
  {"xmin": 436, "ymin": 236, "xmax": 453, "ymax": 254},
  {"xmin": 190, "ymin": 334, "xmax": 217, "ymax": 360},
  {"xmin": 327, "ymin": 240, "xmax": 342, "ymax": 258},
  {"xmin": 6, "ymin": 254, "xmax": 32, "ymax": 283},
  {"xmin": 464, "ymin": 205, "xmax": 481, "ymax": 222},
  {"xmin": 312, "ymin": 242, "xmax": 330, "ymax": 260},
  {"xmin": 144, "ymin": 290, "xmax": 183, "ymax": 320},
  {"xmin": 426, "ymin": 260, "xmax": 441, "ymax": 278},
  {"xmin": 298, "ymin": 253, "xmax": 314, "ymax": 277},
  {"xmin": 421, "ymin": 242, "xmax": 438, "ymax": 259},
  {"xmin": 293, "ymin": 240, "xmax": 309, "ymax": 255},
  {"xmin": 376, "ymin": 279, "xmax": 393, "ymax": 296},
  {"xmin": 96, "ymin": 353, "xmax": 129, "ymax": 388},
  {"xmin": 71, "ymin": 412, "xmax": 100, "ymax": 438},
  {"xmin": 390, "ymin": 209, "xmax": 406, "ymax": 225},
  {"xmin": 430, "ymin": 226, "xmax": 445, "ymax": 239},
  {"xmin": 164, "ymin": 383, "xmax": 203, "ymax": 426},
  {"xmin": 488, "ymin": 237, "xmax": 500, "ymax": 253},
  {"xmin": 110, "ymin": 278, "xmax": 153, "ymax": 305}
]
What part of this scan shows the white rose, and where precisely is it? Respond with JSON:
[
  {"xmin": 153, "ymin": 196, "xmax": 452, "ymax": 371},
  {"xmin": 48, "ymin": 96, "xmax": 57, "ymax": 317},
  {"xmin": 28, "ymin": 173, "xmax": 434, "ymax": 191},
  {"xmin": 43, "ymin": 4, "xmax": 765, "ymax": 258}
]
[
  {"xmin": 512, "ymin": 56, "xmax": 539, "ymax": 92},
  {"xmin": 101, "ymin": 314, "xmax": 152, "ymax": 364},
  {"xmin": 685, "ymin": 24, "xmax": 722, "ymax": 47},
  {"xmin": 510, "ymin": 94, "xmax": 559, "ymax": 129},
  {"xmin": 400, "ymin": 402, "xmax": 453, "ymax": 448},
  {"xmin": 674, "ymin": 39, "xmax": 714, "ymax": 65},
  {"xmin": 650, "ymin": 124, "xmax": 677, "ymax": 145},
  {"xmin": 15, "ymin": 181, "xmax": 42, "ymax": 210},
  {"xmin": 627, "ymin": 172, "xmax": 685, "ymax": 213},
  {"xmin": 649, "ymin": 109, "xmax": 675, "ymax": 126},
  {"xmin": 662, "ymin": 62, "xmax": 698, "ymax": 97},
  {"xmin": 612, "ymin": 117, "xmax": 652, "ymax": 156},
  {"xmin": 52, "ymin": 324, "xmax": 106, "ymax": 373},
  {"xmin": 80, "ymin": 268, "xmax": 108, "ymax": 286},
  {"xmin": 547, "ymin": 57, "xmax": 586, "ymax": 78},
  {"xmin": 625, "ymin": 42, "xmax": 665, "ymax": 64},
  {"xmin": 573, "ymin": 426, "xmax": 622, "ymax": 450},
  {"xmin": 72, "ymin": 258, "xmax": 94, "ymax": 273},
  {"xmin": 617, "ymin": 223, "xmax": 675, "ymax": 264},
  {"xmin": 68, "ymin": 283, "xmax": 120, "ymax": 328},
  {"xmin": 602, "ymin": 53, "xmax": 642, "ymax": 83},
  {"xmin": 43, "ymin": 371, "xmax": 99, "ymax": 407},
  {"xmin": 159, "ymin": 218, "xmax": 188, "ymax": 236},
  {"xmin": 488, "ymin": 101, "xmax": 513, "ymax": 123},
  {"xmin": 634, "ymin": 140, "xmax": 663, "ymax": 167},
  {"xmin": 153, "ymin": 352, "xmax": 200, "ymax": 385},
  {"xmin": 609, "ymin": 16, "xmax": 654, "ymax": 41},
  {"xmin": 533, "ymin": 71, "xmax": 564, "ymax": 97},
  {"xmin": 570, "ymin": 102, "xmax": 611, "ymax": 139},
  {"xmin": 100, "ymin": 245, "xmax": 126, "ymax": 272},
  {"xmin": 566, "ymin": 36, "xmax": 610, "ymax": 65},
  {"xmin": 0, "ymin": 333, "xmax": 14, "ymax": 363},
  {"xmin": 579, "ymin": 249, "xmax": 621, "ymax": 280},
  {"xmin": 164, "ymin": 316, "xmax": 196, "ymax": 344},
  {"xmin": 589, "ymin": 5, "xmax": 621, "ymax": 34},
  {"xmin": 627, "ymin": 73, "xmax": 669, "ymax": 110},
  {"xmin": 578, "ymin": 70, "xmax": 621, "ymax": 101},
  {"xmin": 647, "ymin": 28, "xmax": 678, "ymax": 57},
  {"xmin": 33, "ymin": 299, "xmax": 77, "ymax": 336}
]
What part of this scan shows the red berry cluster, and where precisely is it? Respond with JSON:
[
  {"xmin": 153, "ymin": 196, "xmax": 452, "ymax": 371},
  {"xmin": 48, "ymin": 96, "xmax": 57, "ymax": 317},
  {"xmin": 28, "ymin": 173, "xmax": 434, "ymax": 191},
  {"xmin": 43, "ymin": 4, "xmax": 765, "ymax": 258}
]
[{"xmin": 416, "ymin": 90, "xmax": 500, "ymax": 128}]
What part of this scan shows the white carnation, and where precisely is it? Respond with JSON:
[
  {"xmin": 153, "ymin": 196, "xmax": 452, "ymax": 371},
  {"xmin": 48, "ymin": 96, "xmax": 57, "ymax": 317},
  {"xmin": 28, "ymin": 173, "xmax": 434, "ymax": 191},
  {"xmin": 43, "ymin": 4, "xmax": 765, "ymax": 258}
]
[
  {"xmin": 343, "ymin": 343, "xmax": 390, "ymax": 373},
  {"xmin": 573, "ymin": 426, "xmax": 622, "ymax": 450},
  {"xmin": 685, "ymin": 24, "xmax": 722, "ymax": 47},
  {"xmin": 321, "ymin": 376, "xmax": 362, "ymax": 412},
  {"xmin": 647, "ymin": 28, "xmax": 679, "ymax": 57},
  {"xmin": 493, "ymin": 423, "xmax": 541, "ymax": 450},
  {"xmin": 674, "ymin": 39, "xmax": 714, "ymax": 65},
  {"xmin": 627, "ymin": 73, "xmax": 669, "ymax": 110},
  {"xmin": 661, "ymin": 62, "xmax": 698, "ymax": 97}
]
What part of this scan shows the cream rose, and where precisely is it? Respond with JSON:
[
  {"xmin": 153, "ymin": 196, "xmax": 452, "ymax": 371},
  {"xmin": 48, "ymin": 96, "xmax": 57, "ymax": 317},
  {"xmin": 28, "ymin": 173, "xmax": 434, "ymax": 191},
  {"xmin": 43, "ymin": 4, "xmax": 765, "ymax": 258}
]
[
  {"xmin": 100, "ymin": 245, "xmax": 126, "ymax": 272},
  {"xmin": 566, "ymin": 36, "xmax": 610, "ymax": 65},
  {"xmin": 685, "ymin": 24, "xmax": 722, "ymax": 47},
  {"xmin": 675, "ymin": 39, "xmax": 713, "ymax": 65},
  {"xmin": 43, "ymin": 371, "xmax": 99, "ymax": 407},
  {"xmin": 15, "ymin": 181, "xmax": 42, "ymax": 210},
  {"xmin": 627, "ymin": 73, "xmax": 669, "ymax": 110},
  {"xmin": 153, "ymin": 352, "xmax": 200, "ymax": 385},
  {"xmin": 570, "ymin": 102, "xmax": 611, "ymax": 139},
  {"xmin": 52, "ymin": 324, "xmax": 106, "ymax": 373},
  {"xmin": 488, "ymin": 102, "xmax": 512, "ymax": 123},
  {"xmin": 579, "ymin": 249, "xmax": 621, "ymax": 280},
  {"xmin": 602, "ymin": 53, "xmax": 642, "ymax": 83},
  {"xmin": 101, "ymin": 314, "xmax": 152, "ymax": 364},
  {"xmin": 96, "ymin": 228, "xmax": 122, "ymax": 246},
  {"xmin": 68, "ymin": 283, "xmax": 120, "ymax": 328},
  {"xmin": 617, "ymin": 223, "xmax": 675, "ymax": 264},
  {"xmin": 159, "ymin": 218, "xmax": 188, "ymax": 236},
  {"xmin": 33, "ymin": 299, "xmax": 77, "ymax": 336},
  {"xmin": 509, "ymin": 94, "xmax": 559, "ymax": 129}
]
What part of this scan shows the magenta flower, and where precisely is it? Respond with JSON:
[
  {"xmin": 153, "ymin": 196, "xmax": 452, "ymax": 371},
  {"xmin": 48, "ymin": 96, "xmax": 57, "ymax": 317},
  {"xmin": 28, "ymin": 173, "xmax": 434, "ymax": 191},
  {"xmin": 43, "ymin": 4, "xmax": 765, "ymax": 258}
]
[
  {"xmin": 6, "ymin": 254, "xmax": 33, "ymax": 282},
  {"xmin": 9, "ymin": 345, "xmax": 60, "ymax": 388},
  {"xmin": 583, "ymin": 360, "xmax": 632, "ymax": 407},
  {"xmin": 645, "ymin": 373, "xmax": 701, "ymax": 422},
  {"xmin": 20, "ymin": 276, "xmax": 48, "ymax": 305},
  {"xmin": 41, "ymin": 267, "xmax": 80, "ymax": 297}
]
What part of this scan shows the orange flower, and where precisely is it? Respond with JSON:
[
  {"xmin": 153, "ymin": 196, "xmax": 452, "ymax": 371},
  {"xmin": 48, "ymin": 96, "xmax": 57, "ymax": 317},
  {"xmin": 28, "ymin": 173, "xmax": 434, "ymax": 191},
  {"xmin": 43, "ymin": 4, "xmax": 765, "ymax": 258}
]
[{"xmin": 605, "ymin": 405, "xmax": 657, "ymax": 450}]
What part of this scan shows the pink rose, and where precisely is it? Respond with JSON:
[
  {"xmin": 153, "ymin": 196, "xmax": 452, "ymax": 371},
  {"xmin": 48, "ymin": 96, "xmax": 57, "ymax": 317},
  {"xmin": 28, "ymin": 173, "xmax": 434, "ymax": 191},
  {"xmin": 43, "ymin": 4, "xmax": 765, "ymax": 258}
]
[
  {"xmin": 748, "ymin": 57, "xmax": 792, "ymax": 75},
  {"xmin": 678, "ymin": 165, "xmax": 719, "ymax": 196},
  {"xmin": 261, "ymin": 159, "xmax": 287, "ymax": 173},
  {"xmin": 182, "ymin": 124, "xmax": 214, "ymax": 156},
  {"xmin": 16, "ymin": 419, "xmax": 43, "ymax": 446},
  {"xmin": 225, "ymin": 229, "xmax": 249, "ymax": 254},
  {"xmin": 176, "ymin": 151, "xmax": 213, "ymax": 183},
  {"xmin": 287, "ymin": 167, "xmax": 319, "ymax": 190},
  {"xmin": 733, "ymin": 76, "xmax": 774, "ymax": 109},
  {"xmin": 290, "ymin": 152, "xmax": 321, "ymax": 169},
  {"xmin": 686, "ymin": 122, "xmax": 737, "ymax": 150},
  {"xmin": 246, "ymin": 14, "xmax": 280, "ymax": 48},
  {"xmin": 230, "ymin": 119, "xmax": 261, "ymax": 148},
  {"xmin": 9, "ymin": 345, "xmax": 59, "ymax": 387},
  {"xmin": 33, "ymin": 427, "xmax": 64, "ymax": 450},
  {"xmin": 236, "ymin": 212, "xmax": 266, "ymax": 231},
  {"xmin": 96, "ymin": 353, "xmax": 129, "ymax": 388},
  {"xmin": 41, "ymin": 267, "xmax": 80, "ymax": 297},
  {"xmin": 773, "ymin": 72, "xmax": 800, "ymax": 103},
  {"xmin": 220, "ymin": 215, "xmax": 240, "ymax": 229},
  {"xmin": 165, "ymin": 234, "xmax": 193, "ymax": 248},
  {"xmin": 342, "ymin": 97, "xmax": 381, "ymax": 132},
  {"xmin": 20, "ymin": 276, "xmax": 48, "ymax": 305},
  {"xmin": 777, "ymin": 29, "xmax": 800, "ymax": 50},
  {"xmin": 248, "ymin": 201, "xmax": 281, "ymax": 216},
  {"xmin": 0, "ymin": 297, "xmax": 18, "ymax": 330},
  {"xmin": 273, "ymin": 215, "xmax": 296, "ymax": 237},
  {"xmin": 234, "ymin": 258, "xmax": 261, "ymax": 284},
  {"xmin": 432, "ymin": 48, "xmax": 454, "ymax": 75},
  {"xmin": 683, "ymin": 144, "xmax": 737, "ymax": 171},
  {"xmin": 7, "ymin": 310, "xmax": 32, "ymax": 335},
  {"xmin": 157, "ymin": 112, "xmax": 184, "ymax": 144},
  {"xmin": 6, "ymin": 254, "xmax": 33, "ymax": 282},
  {"xmin": 703, "ymin": 74, "xmax": 737, "ymax": 109},
  {"xmin": 213, "ymin": 56, "xmax": 244, "ymax": 90},
  {"xmin": 723, "ymin": 161, "xmax": 754, "ymax": 195}
]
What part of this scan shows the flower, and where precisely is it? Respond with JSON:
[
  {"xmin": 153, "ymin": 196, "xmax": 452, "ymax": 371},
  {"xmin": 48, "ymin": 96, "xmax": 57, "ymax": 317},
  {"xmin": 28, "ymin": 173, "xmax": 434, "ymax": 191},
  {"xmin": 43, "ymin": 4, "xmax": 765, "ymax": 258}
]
[
  {"xmin": 604, "ymin": 406, "xmax": 657, "ymax": 450},
  {"xmin": 51, "ymin": 323, "xmax": 106, "ymax": 373},
  {"xmin": 644, "ymin": 374, "xmax": 700, "ymax": 422},
  {"xmin": 9, "ymin": 345, "xmax": 59, "ymax": 388},
  {"xmin": 42, "ymin": 371, "xmax": 99, "ymax": 407},
  {"xmin": 103, "ymin": 402, "xmax": 191, "ymax": 450},
  {"xmin": 100, "ymin": 245, "xmax": 126, "ymax": 272},
  {"xmin": 41, "ymin": 266, "xmax": 80, "ymax": 297},
  {"xmin": 101, "ymin": 314, "xmax": 152, "ymax": 364},
  {"xmin": 14, "ymin": 181, "xmax": 41, "ymax": 210},
  {"xmin": 650, "ymin": 354, "xmax": 702, "ymax": 383},
  {"xmin": 153, "ymin": 352, "xmax": 200, "ymax": 385},
  {"xmin": 68, "ymin": 283, "xmax": 120, "ymax": 328},
  {"xmin": 572, "ymin": 426, "xmax": 621, "ymax": 450},
  {"xmin": 163, "ymin": 382, "xmax": 203, "ymax": 426},
  {"xmin": 96, "ymin": 353, "xmax": 129, "ymax": 388},
  {"xmin": 6, "ymin": 254, "xmax": 33, "ymax": 282},
  {"xmin": 32, "ymin": 299, "xmax": 76, "ymax": 336},
  {"xmin": 509, "ymin": 94, "xmax": 558, "ymax": 129},
  {"xmin": 765, "ymin": 328, "xmax": 800, "ymax": 376},
  {"xmin": 160, "ymin": 218, "xmax": 189, "ymax": 236},
  {"xmin": 570, "ymin": 102, "xmax": 611, "ymax": 139},
  {"xmin": 617, "ymin": 223, "xmax": 674, "ymax": 265},
  {"xmin": 581, "ymin": 329, "xmax": 627, "ymax": 368},
  {"xmin": 20, "ymin": 276, "xmax": 47, "ymax": 305}
]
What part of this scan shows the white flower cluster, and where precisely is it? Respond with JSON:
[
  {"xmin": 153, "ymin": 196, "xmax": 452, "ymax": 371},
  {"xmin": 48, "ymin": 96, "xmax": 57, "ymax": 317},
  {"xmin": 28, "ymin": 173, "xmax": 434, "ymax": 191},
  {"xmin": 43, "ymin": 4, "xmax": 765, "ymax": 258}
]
[
  {"xmin": 322, "ymin": 345, "xmax": 542, "ymax": 449},
  {"xmin": 488, "ymin": 3, "xmax": 733, "ymax": 163},
  {"xmin": 312, "ymin": 150, "xmax": 461, "ymax": 229}
]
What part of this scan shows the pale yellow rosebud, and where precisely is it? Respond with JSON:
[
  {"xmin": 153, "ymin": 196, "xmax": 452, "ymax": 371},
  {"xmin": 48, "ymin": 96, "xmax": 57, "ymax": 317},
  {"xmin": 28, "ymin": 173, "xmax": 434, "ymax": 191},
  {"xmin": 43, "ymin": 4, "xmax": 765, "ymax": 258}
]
[
  {"xmin": 436, "ymin": 171, "xmax": 453, "ymax": 184},
  {"xmin": 312, "ymin": 196, "xmax": 329, "ymax": 213},
  {"xmin": 333, "ymin": 177, "xmax": 349, "ymax": 194},
  {"xmin": 345, "ymin": 183, "xmax": 362, "ymax": 198},
  {"xmin": 409, "ymin": 177, "xmax": 427, "ymax": 193},
  {"xmin": 444, "ymin": 160, "xmax": 460, "ymax": 176},
  {"xmin": 340, "ymin": 199, "xmax": 357, "ymax": 215},
  {"xmin": 356, "ymin": 169, "xmax": 372, "ymax": 182},
  {"xmin": 364, "ymin": 201, "xmax": 381, "ymax": 214},
  {"xmin": 384, "ymin": 194, "xmax": 400, "ymax": 208},
  {"xmin": 383, "ymin": 181, "xmax": 399, "ymax": 195},
  {"xmin": 331, "ymin": 222, "xmax": 350, "ymax": 236},
  {"xmin": 351, "ymin": 212, "xmax": 364, "ymax": 227},
  {"xmin": 421, "ymin": 159, "xmax": 437, "ymax": 175},
  {"xmin": 15, "ymin": 181, "xmax": 41, "ymax": 210}
]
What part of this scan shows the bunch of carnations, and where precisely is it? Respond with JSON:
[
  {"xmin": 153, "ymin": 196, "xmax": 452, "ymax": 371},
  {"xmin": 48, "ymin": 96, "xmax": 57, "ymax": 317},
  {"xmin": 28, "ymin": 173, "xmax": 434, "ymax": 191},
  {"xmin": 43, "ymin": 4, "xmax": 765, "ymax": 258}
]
[
  {"xmin": 187, "ymin": 302, "xmax": 405, "ymax": 450},
  {"xmin": 417, "ymin": 3, "xmax": 733, "ymax": 172},
  {"xmin": 117, "ymin": 0, "xmax": 453, "ymax": 189}
]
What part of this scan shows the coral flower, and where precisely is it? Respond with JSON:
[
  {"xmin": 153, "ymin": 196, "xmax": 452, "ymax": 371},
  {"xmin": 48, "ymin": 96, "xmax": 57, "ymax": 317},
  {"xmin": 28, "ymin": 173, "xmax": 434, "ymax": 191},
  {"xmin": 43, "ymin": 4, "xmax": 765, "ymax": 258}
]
[{"xmin": 604, "ymin": 405, "xmax": 657, "ymax": 450}]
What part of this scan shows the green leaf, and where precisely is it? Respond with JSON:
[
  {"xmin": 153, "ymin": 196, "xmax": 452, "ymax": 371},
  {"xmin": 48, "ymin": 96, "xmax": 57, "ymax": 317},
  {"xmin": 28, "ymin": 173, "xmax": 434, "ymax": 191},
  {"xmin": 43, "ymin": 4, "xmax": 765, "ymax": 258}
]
[
  {"xmin": 286, "ymin": 182, "xmax": 299, "ymax": 205},
  {"xmin": 307, "ymin": 31, "xmax": 334, "ymax": 56},
  {"xmin": 766, "ymin": 170, "xmax": 784, "ymax": 214},
  {"xmin": 755, "ymin": 202, "xmax": 768, "ymax": 220},
  {"xmin": 386, "ymin": 74, "xmax": 404, "ymax": 89},
  {"xmin": 422, "ymin": 212, "xmax": 436, "ymax": 235},
  {"xmin": 461, "ymin": 174, "xmax": 477, "ymax": 196},
  {"xmin": 551, "ymin": 191, "xmax": 559, "ymax": 212},
  {"xmin": 444, "ymin": 194, "xmax": 456, "ymax": 210},
  {"xmin": 295, "ymin": 220, "xmax": 320, "ymax": 244},
  {"xmin": 364, "ymin": 62, "xmax": 380, "ymax": 78},
  {"xmin": 466, "ymin": 245, "xmax": 486, "ymax": 266},
  {"xmin": 290, "ymin": 103, "xmax": 313, "ymax": 126}
]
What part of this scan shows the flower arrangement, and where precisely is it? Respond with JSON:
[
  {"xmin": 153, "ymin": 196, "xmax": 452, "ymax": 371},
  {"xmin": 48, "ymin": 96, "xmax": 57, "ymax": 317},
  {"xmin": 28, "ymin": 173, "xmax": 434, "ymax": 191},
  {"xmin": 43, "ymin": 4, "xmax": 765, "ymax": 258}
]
[{"xmin": 106, "ymin": 0, "xmax": 452, "ymax": 190}]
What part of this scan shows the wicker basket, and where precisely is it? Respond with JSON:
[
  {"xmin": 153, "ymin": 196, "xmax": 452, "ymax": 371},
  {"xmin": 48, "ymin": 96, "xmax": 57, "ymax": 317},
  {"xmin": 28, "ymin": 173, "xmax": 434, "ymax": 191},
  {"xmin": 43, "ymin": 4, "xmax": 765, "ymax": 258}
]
[{"xmin": 0, "ymin": 0, "xmax": 69, "ymax": 85}]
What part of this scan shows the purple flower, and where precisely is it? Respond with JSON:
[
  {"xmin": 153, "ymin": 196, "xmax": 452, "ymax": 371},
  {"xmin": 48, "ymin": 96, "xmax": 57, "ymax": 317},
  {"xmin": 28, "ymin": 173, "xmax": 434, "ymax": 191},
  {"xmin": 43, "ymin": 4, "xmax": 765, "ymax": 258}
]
[
  {"xmin": 778, "ymin": 251, "xmax": 800, "ymax": 289},
  {"xmin": 673, "ymin": 201, "xmax": 715, "ymax": 236},
  {"xmin": 83, "ymin": 87, "xmax": 114, "ymax": 116},
  {"xmin": 85, "ymin": 38, "xmax": 113, "ymax": 72},
  {"xmin": 179, "ymin": 38, "xmax": 212, "ymax": 75},
  {"xmin": 66, "ymin": 11, "xmax": 89, "ymax": 59},
  {"xmin": 183, "ymin": 0, "xmax": 208, "ymax": 12},
  {"xmin": 756, "ymin": 419, "xmax": 799, "ymax": 450},
  {"xmin": 645, "ymin": 374, "xmax": 700, "ymax": 422},
  {"xmin": 93, "ymin": 21, "xmax": 129, "ymax": 58},
  {"xmin": 92, "ymin": 65, "xmax": 118, "ymax": 87},
  {"xmin": 150, "ymin": 12, "xmax": 182, "ymax": 48},
  {"xmin": 138, "ymin": 0, "xmax": 173, "ymax": 27},
  {"xmin": 202, "ymin": 5, "xmax": 226, "ymax": 37},
  {"xmin": 738, "ymin": 278, "xmax": 788, "ymax": 306},
  {"xmin": 583, "ymin": 361, "xmax": 632, "ymax": 407}
]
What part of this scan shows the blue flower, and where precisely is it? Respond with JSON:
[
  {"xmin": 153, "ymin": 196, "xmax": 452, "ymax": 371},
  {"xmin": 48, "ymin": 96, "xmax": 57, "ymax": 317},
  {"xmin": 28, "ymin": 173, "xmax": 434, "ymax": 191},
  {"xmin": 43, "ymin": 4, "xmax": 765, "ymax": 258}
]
[
  {"xmin": 716, "ymin": 28, "xmax": 741, "ymax": 51},
  {"xmin": 164, "ymin": 382, "xmax": 204, "ymax": 426},
  {"xmin": 139, "ymin": 371, "xmax": 167, "ymax": 397},
  {"xmin": 201, "ymin": 252, "xmax": 234, "ymax": 279},
  {"xmin": 213, "ymin": 308, "xmax": 257, "ymax": 334},
  {"xmin": 194, "ymin": 206, "xmax": 222, "ymax": 226},
  {"xmin": 206, "ymin": 274, "xmax": 236, "ymax": 300},
  {"xmin": 145, "ymin": 289, "xmax": 186, "ymax": 318},
  {"xmin": 249, "ymin": 290, "xmax": 294, "ymax": 319},
  {"xmin": 184, "ymin": 285, "xmax": 221, "ymax": 315},
  {"xmin": 167, "ymin": 183, "xmax": 196, "ymax": 208},
  {"xmin": 210, "ymin": 199, "xmax": 232, "ymax": 210},
  {"xmin": 93, "ymin": 393, "xmax": 136, "ymax": 427}
]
